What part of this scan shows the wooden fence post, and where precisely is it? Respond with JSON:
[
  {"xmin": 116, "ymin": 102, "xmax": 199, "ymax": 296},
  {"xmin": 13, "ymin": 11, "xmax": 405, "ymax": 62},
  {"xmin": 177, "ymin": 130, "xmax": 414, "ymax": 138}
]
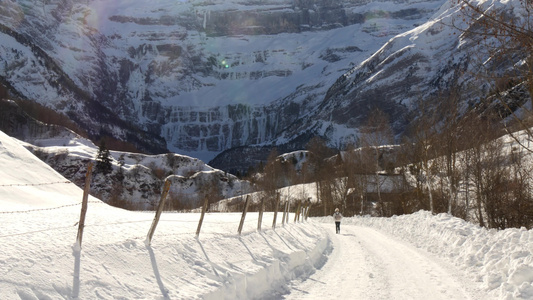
[
  {"xmin": 257, "ymin": 197, "xmax": 265, "ymax": 231},
  {"xmin": 237, "ymin": 195, "xmax": 250, "ymax": 235},
  {"xmin": 281, "ymin": 201, "xmax": 287, "ymax": 226},
  {"xmin": 294, "ymin": 200, "xmax": 301, "ymax": 223},
  {"xmin": 272, "ymin": 193, "xmax": 280, "ymax": 229},
  {"xmin": 305, "ymin": 202, "xmax": 312, "ymax": 221},
  {"xmin": 76, "ymin": 162, "xmax": 93, "ymax": 249},
  {"xmin": 285, "ymin": 201, "xmax": 290, "ymax": 224},
  {"xmin": 146, "ymin": 179, "xmax": 171, "ymax": 245},
  {"xmin": 301, "ymin": 199, "xmax": 309, "ymax": 222},
  {"xmin": 196, "ymin": 197, "xmax": 209, "ymax": 237}
]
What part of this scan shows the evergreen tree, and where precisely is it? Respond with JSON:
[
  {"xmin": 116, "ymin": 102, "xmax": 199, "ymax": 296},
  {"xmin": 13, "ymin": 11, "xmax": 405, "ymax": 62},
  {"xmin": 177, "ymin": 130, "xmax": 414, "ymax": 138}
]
[{"xmin": 95, "ymin": 141, "xmax": 113, "ymax": 175}]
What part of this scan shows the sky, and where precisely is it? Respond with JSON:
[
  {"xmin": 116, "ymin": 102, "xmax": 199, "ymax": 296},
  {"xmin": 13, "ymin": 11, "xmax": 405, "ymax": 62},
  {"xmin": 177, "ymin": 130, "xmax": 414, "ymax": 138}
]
[{"xmin": 1, "ymin": 129, "xmax": 533, "ymax": 299}]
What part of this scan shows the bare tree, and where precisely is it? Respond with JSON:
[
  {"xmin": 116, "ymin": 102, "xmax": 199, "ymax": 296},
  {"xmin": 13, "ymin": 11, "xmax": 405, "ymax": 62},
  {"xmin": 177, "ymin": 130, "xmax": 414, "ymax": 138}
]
[
  {"xmin": 456, "ymin": 123, "xmax": 477, "ymax": 221},
  {"xmin": 258, "ymin": 148, "xmax": 283, "ymax": 210},
  {"xmin": 480, "ymin": 137, "xmax": 509, "ymax": 228},
  {"xmin": 359, "ymin": 109, "xmax": 394, "ymax": 216},
  {"xmin": 435, "ymin": 93, "xmax": 462, "ymax": 215},
  {"xmin": 405, "ymin": 102, "xmax": 441, "ymax": 214},
  {"xmin": 459, "ymin": 112, "xmax": 501, "ymax": 227},
  {"xmin": 452, "ymin": 0, "xmax": 533, "ymax": 151},
  {"xmin": 506, "ymin": 144, "xmax": 533, "ymax": 228},
  {"xmin": 198, "ymin": 176, "xmax": 223, "ymax": 210},
  {"xmin": 306, "ymin": 136, "xmax": 336, "ymax": 215}
]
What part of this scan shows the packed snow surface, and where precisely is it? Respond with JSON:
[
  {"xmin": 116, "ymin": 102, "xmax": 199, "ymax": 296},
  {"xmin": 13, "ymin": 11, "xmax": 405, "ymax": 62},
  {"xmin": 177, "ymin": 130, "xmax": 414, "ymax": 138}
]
[{"xmin": 1, "ymin": 129, "xmax": 533, "ymax": 299}]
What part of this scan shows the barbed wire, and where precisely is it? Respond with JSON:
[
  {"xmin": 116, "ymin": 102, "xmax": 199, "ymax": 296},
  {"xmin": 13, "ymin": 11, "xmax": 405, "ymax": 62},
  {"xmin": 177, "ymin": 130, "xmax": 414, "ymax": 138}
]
[
  {"xmin": 0, "ymin": 200, "xmax": 103, "ymax": 214},
  {"xmin": 0, "ymin": 181, "xmax": 72, "ymax": 187},
  {"xmin": 0, "ymin": 208, "xmax": 302, "ymax": 239},
  {"xmin": 0, "ymin": 202, "xmax": 82, "ymax": 214}
]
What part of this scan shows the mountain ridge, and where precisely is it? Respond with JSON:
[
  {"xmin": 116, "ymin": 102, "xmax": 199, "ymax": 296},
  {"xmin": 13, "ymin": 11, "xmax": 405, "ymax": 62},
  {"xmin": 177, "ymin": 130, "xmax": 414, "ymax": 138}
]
[{"xmin": 1, "ymin": 0, "xmax": 515, "ymax": 169}]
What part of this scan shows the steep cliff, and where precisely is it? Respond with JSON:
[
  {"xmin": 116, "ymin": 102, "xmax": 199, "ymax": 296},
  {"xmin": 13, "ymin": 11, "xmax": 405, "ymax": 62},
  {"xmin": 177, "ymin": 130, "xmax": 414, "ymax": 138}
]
[{"xmin": 0, "ymin": 0, "xmax": 445, "ymax": 164}]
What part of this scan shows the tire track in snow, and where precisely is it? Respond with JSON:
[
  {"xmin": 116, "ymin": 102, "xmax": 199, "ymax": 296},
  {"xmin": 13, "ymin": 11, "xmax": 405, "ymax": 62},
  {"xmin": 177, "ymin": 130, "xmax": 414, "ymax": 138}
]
[{"xmin": 283, "ymin": 224, "xmax": 485, "ymax": 299}]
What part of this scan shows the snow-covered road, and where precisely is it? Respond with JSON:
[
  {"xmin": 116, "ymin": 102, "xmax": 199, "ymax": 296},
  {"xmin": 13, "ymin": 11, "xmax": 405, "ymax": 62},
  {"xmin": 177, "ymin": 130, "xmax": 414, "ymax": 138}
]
[{"xmin": 284, "ymin": 224, "xmax": 490, "ymax": 299}]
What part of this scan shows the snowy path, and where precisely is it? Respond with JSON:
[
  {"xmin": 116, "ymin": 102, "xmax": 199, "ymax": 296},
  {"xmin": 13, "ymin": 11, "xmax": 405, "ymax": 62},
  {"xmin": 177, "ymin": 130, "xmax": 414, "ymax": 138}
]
[{"xmin": 283, "ymin": 224, "xmax": 489, "ymax": 300}]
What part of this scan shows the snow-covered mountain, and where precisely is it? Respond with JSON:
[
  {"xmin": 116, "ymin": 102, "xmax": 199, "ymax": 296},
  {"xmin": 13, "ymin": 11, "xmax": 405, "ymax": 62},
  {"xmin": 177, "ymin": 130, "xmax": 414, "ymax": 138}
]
[
  {"xmin": 0, "ymin": 0, "xmax": 449, "ymax": 163},
  {"xmin": 311, "ymin": 1, "xmax": 480, "ymax": 133}
]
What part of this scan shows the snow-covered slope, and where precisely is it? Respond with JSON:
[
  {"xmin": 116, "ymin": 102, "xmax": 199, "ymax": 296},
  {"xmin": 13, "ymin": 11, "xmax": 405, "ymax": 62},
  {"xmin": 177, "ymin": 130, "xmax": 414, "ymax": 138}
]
[
  {"xmin": 0, "ymin": 129, "xmax": 329, "ymax": 299},
  {"xmin": 0, "ymin": 129, "xmax": 91, "ymax": 209}
]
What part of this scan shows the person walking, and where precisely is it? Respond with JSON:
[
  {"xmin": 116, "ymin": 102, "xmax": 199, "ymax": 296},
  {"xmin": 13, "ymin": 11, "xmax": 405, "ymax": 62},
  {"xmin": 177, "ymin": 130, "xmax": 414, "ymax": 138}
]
[{"xmin": 333, "ymin": 208, "xmax": 343, "ymax": 234}]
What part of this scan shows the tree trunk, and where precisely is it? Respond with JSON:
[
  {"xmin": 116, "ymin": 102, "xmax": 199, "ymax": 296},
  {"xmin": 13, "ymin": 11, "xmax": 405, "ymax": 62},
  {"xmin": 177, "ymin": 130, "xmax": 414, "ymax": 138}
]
[{"xmin": 426, "ymin": 178, "xmax": 434, "ymax": 214}]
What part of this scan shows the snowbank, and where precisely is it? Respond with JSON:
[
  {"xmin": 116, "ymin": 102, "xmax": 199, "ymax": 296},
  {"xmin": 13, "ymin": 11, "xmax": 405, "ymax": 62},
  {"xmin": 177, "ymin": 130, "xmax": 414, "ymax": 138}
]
[
  {"xmin": 1, "ymin": 207, "xmax": 329, "ymax": 299},
  {"xmin": 317, "ymin": 212, "xmax": 533, "ymax": 299}
]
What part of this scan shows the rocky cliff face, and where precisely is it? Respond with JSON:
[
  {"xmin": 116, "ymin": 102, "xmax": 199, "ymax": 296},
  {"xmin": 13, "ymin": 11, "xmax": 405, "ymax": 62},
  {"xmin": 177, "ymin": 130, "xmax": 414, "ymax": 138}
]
[
  {"xmin": 1, "ymin": 0, "xmax": 468, "ymax": 166},
  {"xmin": 0, "ymin": 99, "xmax": 250, "ymax": 208}
]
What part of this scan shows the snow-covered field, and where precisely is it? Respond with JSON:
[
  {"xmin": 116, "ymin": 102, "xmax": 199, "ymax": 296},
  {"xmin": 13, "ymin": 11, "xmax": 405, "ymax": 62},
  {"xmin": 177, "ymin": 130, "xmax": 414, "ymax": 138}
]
[{"xmin": 2, "ymin": 129, "xmax": 533, "ymax": 299}]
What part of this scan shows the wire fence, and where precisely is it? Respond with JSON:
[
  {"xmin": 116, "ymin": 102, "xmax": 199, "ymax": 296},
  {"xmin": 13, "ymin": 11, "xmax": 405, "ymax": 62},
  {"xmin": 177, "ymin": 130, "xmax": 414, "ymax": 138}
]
[
  {"xmin": 0, "ymin": 181, "xmax": 81, "ymax": 214},
  {"xmin": 0, "ymin": 180, "xmax": 72, "ymax": 187},
  {"xmin": 0, "ymin": 200, "xmax": 103, "ymax": 214},
  {"xmin": 0, "ymin": 170, "xmax": 310, "ymax": 245}
]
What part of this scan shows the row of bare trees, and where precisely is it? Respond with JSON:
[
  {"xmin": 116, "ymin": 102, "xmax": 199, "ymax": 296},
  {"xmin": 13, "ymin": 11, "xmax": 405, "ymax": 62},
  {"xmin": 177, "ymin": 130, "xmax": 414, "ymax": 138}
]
[
  {"xmin": 402, "ymin": 91, "xmax": 533, "ymax": 229},
  {"xmin": 254, "ymin": 94, "xmax": 533, "ymax": 229}
]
